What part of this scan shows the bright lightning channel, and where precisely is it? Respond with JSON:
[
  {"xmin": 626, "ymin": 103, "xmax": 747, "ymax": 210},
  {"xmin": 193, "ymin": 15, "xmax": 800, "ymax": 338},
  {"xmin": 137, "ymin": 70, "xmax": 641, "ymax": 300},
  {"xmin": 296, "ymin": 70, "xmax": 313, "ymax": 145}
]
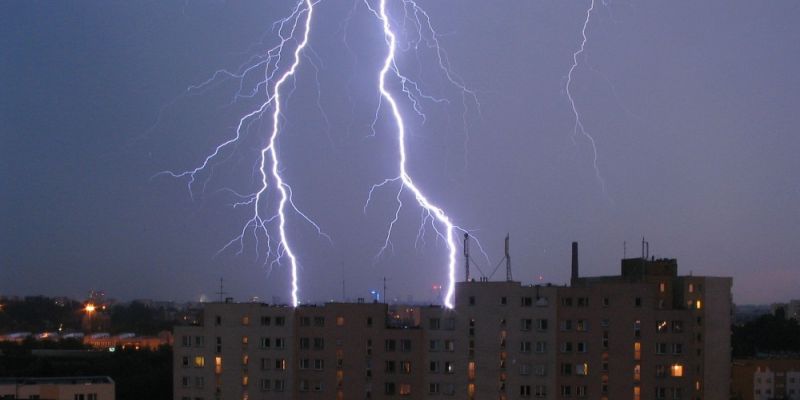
[
  {"xmin": 565, "ymin": 0, "xmax": 609, "ymax": 198},
  {"xmin": 367, "ymin": 0, "xmax": 465, "ymax": 309},
  {"xmin": 157, "ymin": 0, "xmax": 321, "ymax": 307}
]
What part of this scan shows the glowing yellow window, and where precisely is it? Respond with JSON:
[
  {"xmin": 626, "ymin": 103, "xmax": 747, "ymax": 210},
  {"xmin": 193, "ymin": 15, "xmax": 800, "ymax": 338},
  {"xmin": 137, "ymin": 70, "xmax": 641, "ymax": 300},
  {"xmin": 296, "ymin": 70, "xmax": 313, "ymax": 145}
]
[
  {"xmin": 242, "ymin": 316, "xmax": 250, "ymax": 325},
  {"xmin": 467, "ymin": 383, "xmax": 475, "ymax": 398},
  {"xmin": 215, "ymin": 356, "xmax": 222, "ymax": 374},
  {"xmin": 671, "ymin": 363, "xmax": 684, "ymax": 377},
  {"xmin": 688, "ymin": 283, "xmax": 695, "ymax": 293},
  {"xmin": 633, "ymin": 385, "xmax": 641, "ymax": 400},
  {"xmin": 336, "ymin": 316, "xmax": 345, "ymax": 326},
  {"xmin": 194, "ymin": 356, "xmax": 205, "ymax": 367},
  {"xmin": 468, "ymin": 361, "xmax": 476, "ymax": 380},
  {"xmin": 634, "ymin": 364, "xmax": 641, "ymax": 381},
  {"xmin": 634, "ymin": 342, "xmax": 641, "ymax": 360},
  {"xmin": 242, "ymin": 336, "xmax": 249, "ymax": 345},
  {"xmin": 242, "ymin": 375, "xmax": 248, "ymax": 386},
  {"xmin": 696, "ymin": 300, "xmax": 702, "ymax": 310},
  {"xmin": 400, "ymin": 383, "xmax": 412, "ymax": 395},
  {"xmin": 659, "ymin": 282, "xmax": 666, "ymax": 293},
  {"xmin": 242, "ymin": 354, "xmax": 249, "ymax": 365}
]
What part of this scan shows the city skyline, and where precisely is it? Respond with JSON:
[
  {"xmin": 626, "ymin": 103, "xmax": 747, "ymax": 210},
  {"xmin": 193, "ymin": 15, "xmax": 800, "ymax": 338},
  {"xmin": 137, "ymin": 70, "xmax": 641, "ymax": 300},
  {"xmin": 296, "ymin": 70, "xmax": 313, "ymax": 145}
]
[{"xmin": 2, "ymin": 1, "xmax": 799, "ymax": 305}]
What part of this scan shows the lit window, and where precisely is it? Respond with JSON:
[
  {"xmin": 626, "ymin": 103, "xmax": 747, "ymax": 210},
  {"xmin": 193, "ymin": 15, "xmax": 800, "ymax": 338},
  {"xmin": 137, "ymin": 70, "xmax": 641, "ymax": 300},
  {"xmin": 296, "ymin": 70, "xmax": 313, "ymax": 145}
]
[
  {"xmin": 467, "ymin": 383, "xmax": 475, "ymax": 398},
  {"xmin": 194, "ymin": 356, "xmax": 205, "ymax": 367},
  {"xmin": 634, "ymin": 385, "xmax": 641, "ymax": 400},
  {"xmin": 659, "ymin": 282, "xmax": 666, "ymax": 293},
  {"xmin": 242, "ymin": 354, "xmax": 249, "ymax": 365},
  {"xmin": 634, "ymin": 364, "xmax": 641, "ymax": 381},
  {"xmin": 634, "ymin": 342, "xmax": 641, "ymax": 360},
  {"xmin": 576, "ymin": 363, "xmax": 589, "ymax": 376},
  {"xmin": 242, "ymin": 375, "xmax": 249, "ymax": 386},
  {"xmin": 215, "ymin": 356, "xmax": 222, "ymax": 374},
  {"xmin": 468, "ymin": 361, "xmax": 476, "ymax": 379},
  {"xmin": 242, "ymin": 316, "xmax": 250, "ymax": 325},
  {"xmin": 695, "ymin": 300, "xmax": 702, "ymax": 310},
  {"xmin": 400, "ymin": 384, "xmax": 412, "ymax": 396},
  {"xmin": 688, "ymin": 283, "xmax": 695, "ymax": 293},
  {"xmin": 336, "ymin": 316, "xmax": 345, "ymax": 326},
  {"xmin": 242, "ymin": 336, "xmax": 248, "ymax": 345},
  {"xmin": 671, "ymin": 364, "xmax": 684, "ymax": 377}
]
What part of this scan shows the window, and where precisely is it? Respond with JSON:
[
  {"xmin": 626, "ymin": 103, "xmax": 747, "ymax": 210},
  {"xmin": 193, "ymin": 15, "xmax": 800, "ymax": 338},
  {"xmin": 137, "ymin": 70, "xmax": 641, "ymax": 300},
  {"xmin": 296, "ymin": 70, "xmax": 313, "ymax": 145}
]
[
  {"xmin": 561, "ymin": 320, "xmax": 572, "ymax": 331},
  {"xmin": 602, "ymin": 331, "xmax": 609, "ymax": 349},
  {"xmin": 242, "ymin": 354, "xmax": 249, "ymax": 365},
  {"xmin": 521, "ymin": 341, "xmax": 533, "ymax": 353},
  {"xmin": 577, "ymin": 341, "xmax": 587, "ymax": 353},
  {"xmin": 313, "ymin": 337, "xmax": 325, "ymax": 350},
  {"xmin": 299, "ymin": 359, "xmax": 310, "ymax": 369},
  {"xmin": 300, "ymin": 316, "xmax": 311, "ymax": 326},
  {"xmin": 577, "ymin": 297, "xmax": 589, "ymax": 307},
  {"xmin": 260, "ymin": 358, "xmax": 270, "ymax": 370},
  {"xmin": 659, "ymin": 282, "xmax": 666, "ymax": 293},
  {"xmin": 182, "ymin": 335, "xmax": 191, "ymax": 347},
  {"xmin": 314, "ymin": 359, "xmax": 324, "ymax": 370},
  {"xmin": 561, "ymin": 363, "xmax": 572, "ymax": 376},
  {"xmin": 634, "ymin": 364, "xmax": 641, "ymax": 381},
  {"xmin": 688, "ymin": 283, "xmax": 694, "ymax": 293},
  {"xmin": 385, "ymin": 360, "xmax": 396, "ymax": 373},
  {"xmin": 535, "ymin": 385, "xmax": 547, "ymax": 397},
  {"xmin": 562, "ymin": 297, "xmax": 573, "ymax": 306},
  {"xmin": 501, "ymin": 296, "xmax": 507, "ymax": 305},
  {"xmin": 519, "ymin": 364, "xmax": 531, "ymax": 376},
  {"xmin": 521, "ymin": 296, "xmax": 533, "ymax": 307},
  {"xmin": 672, "ymin": 320, "xmax": 683, "ymax": 333},
  {"xmin": 445, "ymin": 318, "xmax": 456, "ymax": 330},
  {"xmin": 399, "ymin": 384, "xmax": 411, "ymax": 395},
  {"xmin": 181, "ymin": 356, "xmax": 189, "ymax": 367},
  {"xmin": 535, "ymin": 341, "xmax": 547, "ymax": 353},
  {"xmin": 385, "ymin": 339, "xmax": 396, "ymax": 352},
  {"xmin": 367, "ymin": 317, "xmax": 373, "ymax": 327},
  {"xmin": 242, "ymin": 316, "xmax": 250, "ymax": 325},
  {"xmin": 695, "ymin": 300, "xmax": 702, "ymax": 310},
  {"xmin": 385, "ymin": 382, "xmax": 396, "ymax": 395},
  {"xmin": 429, "ymin": 318, "xmax": 440, "ymax": 329},
  {"xmin": 275, "ymin": 358, "xmax": 286, "ymax": 370},
  {"xmin": 314, "ymin": 316, "xmax": 325, "ymax": 327},
  {"xmin": 656, "ymin": 364, "xmax": 666, "ymax": 377},
  {"xmin": 274, "ymin": 379, "xmax": 285, "ymax": 392},
  {"xmin": 336, "ymin": 316, "xmax": 345, "ymax": 326},
  {"xmin": 602, "ymin": 297, "xmax": 610, "ymax": 307},
  {"xmin": 181, "ymin": 376, "xmax": 189, "ymax": 387},
  {"xmin": 195, "ymin": 336, "xmax": 204, "ymax": 347},
  {"xmin": 275, "ymin": 316, "xmax": 285, "ymax": 326},
  {"xmin": 520, "ymin": 385, "xmax": 532, "ymax": 397},
  {"xmin": 576, "ymin": 320, "xmax": 588, "ymax": 332},
  {"xmin": 673, "ymin": 388, "xmax": 682, "ymax": 399},
  {"xmin": 400, "ymin": 339, "xmax": 412, "ymax": 352},
  {"xmin": 560, "ymin": 385, "xmax": 572, "ymax": 397},
  {"xmin": 657, "ymin": 320, "xmax": 669, "ymax": 333},
  {"xmin": 635, "ymin": 297, "xmax": 642, "ymax": 307},
  {"xmin": 401, "ymin": 361, "xmax": 411, "ymax": 374},
  {"xmin": 656, "ymin": 343, "xmax": 667, "ymax": 354},
  {"xmin": 194, "ymin": 356, "xmax": 205, "ymax": 367},
  {"xmin": 672, "ymin": 343, "xmax": 683, "ymax": 355},
  {"xmin": 260, "ymin": 337, "xmax": 270, "ymax": 349},
  {"xmin": 215, "ymin": 315, "xmax": 221, "ymax": 326},
  {"xmin": 429, "ymin": 383, "xmax": 440, "ymax": 394},
  {"xmin": 215, "ymin": 356, "xmax": 222, "ymax": 374},
  {"xmin": 521, "ymin": 318, "xmax": 533, "ymax": 331},
  {"xmin": 299, "ymin": 379, "xmax": 309, "ymax": 392},
  {"xmin": 534, "ymin": 364, "xmax": 547, "ymax": 376},
  {"xmin": 633, "ymin": 385, "xmax": 641, "ymax": 400},
  {"xmin": 275, "ymin": 338, "xmax": 285, "ymax": 348},
  {"xmin": 429, "ymin": 339, "xmax": 440, "ymax": 352},
  {"xmin": 445, "ymin": 361, "xmax": 454, "ymax": 374},
  {"xmin": 429, "ymin": 361, "xmax": 440, "ymax": 373},
  {"xmin": 260, "ymin": 316, "xmax": 271, "ymax": 326},
  {"xmin": 241, "ymin": 336, "xmax": 248, "ymax": 345},
  {"xmin": 634, "ymin": 320, "xmax": 641, "ymax": 338},
  {"xmin": 561, "ymin": 341, "xmax": 573, "ymax": 353},
  {"xmin": 469, "ymin": 296, "xmax": 476, "ymax": 305},
  {"xmin": 300, "ymin": 337, "xmax": 310, "ymax": 349},
  {"xmin": 444, "ymin": 340, "xmax": 455, "ymax": 352},
  {"xmin": 577, "ymin": 385, "xmax": 587, "ymax": 397},
  {"xmin": 634, "ymin": 342, "xmax": 641, "ymax": 360},
  {"xmin": 537, "ymin": 319, "xmax": 548, "ymax": 331},
  {"xmin": 670, "ymin": 363, "xmax": 684, "ymax": 377},
  {"xmin": 576, "ymin": 363, "xmax": 588, "ymax": 376}
]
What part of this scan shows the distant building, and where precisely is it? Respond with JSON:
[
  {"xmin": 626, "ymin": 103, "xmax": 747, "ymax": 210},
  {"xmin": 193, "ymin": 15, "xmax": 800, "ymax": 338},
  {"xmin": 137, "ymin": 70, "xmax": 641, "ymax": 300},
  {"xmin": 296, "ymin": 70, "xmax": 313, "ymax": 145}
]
[
  {"xmin": 771, "ymin": 300, "xmax": 800, "ymax": 321},
  {"xmin": 174, "ymin": 243, "xmax": 732, "ymax": 400},
  {"xmin": 0, "ymin": 376, "xmax": 115, "ymax": 400},
  {"xmin": 732, "ymin": 358, "xmax": 800, "ymax": 400},
  {"xmin": 82, "ymin": 331, "xmax": 173, "ymax": 351}
]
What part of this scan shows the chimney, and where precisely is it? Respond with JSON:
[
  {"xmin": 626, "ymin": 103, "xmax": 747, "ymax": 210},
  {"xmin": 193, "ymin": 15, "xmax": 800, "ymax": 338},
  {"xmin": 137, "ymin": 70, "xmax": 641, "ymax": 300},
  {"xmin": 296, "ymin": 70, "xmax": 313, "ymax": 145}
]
[{"xmin": 571, "ymin": 242, "xmax": 579, "ymax": 285}]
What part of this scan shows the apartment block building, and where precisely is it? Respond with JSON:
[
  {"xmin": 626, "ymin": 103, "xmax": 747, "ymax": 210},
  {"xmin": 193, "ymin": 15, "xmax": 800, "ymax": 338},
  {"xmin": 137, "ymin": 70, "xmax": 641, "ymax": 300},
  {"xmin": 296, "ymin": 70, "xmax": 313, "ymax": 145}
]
[
  {"xmin": 732, "ymin": 358, "xmax": 800, "ymax": 400},
  {"xmin": 174, "ymin": 244, "xmax": 731, "ymax": 400}
]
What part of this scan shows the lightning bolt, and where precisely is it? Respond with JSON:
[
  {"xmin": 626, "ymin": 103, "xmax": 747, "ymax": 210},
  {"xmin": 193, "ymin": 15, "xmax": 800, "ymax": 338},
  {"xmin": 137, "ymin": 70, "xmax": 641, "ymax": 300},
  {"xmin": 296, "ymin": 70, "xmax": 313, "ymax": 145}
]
[
  {"xmin": 156, "ymin": 0, "xmax": 320, "ymax": 307},
  {"xmin": 365, "ymin": 0, "xmax": 473, "ymax": 309},
  {"xmin": 566, "ymin": 0, "xmax": 609, "ymax": 198}
]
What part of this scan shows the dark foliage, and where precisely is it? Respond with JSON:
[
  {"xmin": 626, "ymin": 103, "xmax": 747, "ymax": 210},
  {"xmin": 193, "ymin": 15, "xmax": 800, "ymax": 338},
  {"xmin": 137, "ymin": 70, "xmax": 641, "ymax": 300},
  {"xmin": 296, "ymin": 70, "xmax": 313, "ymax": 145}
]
[
  {"xmin": 0, "ymin": 341, "xmax": 172, "ymax": 400},
  {"xmin": 0, "ymin": 296, "xmax": 83, "ymax": 333},
  {"xmin": 732, "ymin": 311, "xmax": 800, "ymax": 357}
]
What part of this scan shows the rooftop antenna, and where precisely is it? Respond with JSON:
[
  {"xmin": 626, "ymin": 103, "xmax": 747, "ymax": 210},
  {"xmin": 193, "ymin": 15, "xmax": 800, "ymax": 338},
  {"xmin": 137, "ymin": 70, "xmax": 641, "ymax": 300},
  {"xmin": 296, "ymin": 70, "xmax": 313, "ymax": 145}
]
[
  {"xmin": 383, "ymin": 277, "xmax": 387, "ymax": 305},
  {"xmin": 623, "ymin": 241, "xmax": 627, "ymax": 258},
  {"xmin": 505, "ymin": 234, "xmax": 512, "ymax": 282},
  {"xmin": 216, "ymin": 277, "xmax": 227, "ymax": 302},
  {"xmin": 464, "ymin": 233, "xmax": 470, "ymax": 282}
]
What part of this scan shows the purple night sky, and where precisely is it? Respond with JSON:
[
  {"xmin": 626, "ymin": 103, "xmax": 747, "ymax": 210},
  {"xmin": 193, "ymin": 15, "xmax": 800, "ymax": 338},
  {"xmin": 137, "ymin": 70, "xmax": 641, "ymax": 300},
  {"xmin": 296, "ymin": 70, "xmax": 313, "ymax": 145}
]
[{"xmin": 2, "ymin": 1, "xmax": 798, "ymax": 305}]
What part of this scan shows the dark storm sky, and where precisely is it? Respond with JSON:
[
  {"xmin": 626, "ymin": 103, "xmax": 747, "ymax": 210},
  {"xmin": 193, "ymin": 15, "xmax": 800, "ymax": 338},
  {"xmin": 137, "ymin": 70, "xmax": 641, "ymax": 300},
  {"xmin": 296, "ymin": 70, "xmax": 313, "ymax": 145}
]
[{"xmin": 2, "ymin": 1, "xmax": 798, "ymax": 305}]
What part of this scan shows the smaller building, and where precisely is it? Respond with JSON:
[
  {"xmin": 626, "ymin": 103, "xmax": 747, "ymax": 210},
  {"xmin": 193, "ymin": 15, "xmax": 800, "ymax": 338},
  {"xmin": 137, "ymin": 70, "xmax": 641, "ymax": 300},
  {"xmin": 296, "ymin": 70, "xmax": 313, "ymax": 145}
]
[
  {"xmin": 0, "ymin": 376, "xmax": 115, "ymax": 400},
  {"xmin": 732, "ymin": 358, "xmax": 800, "ymax": 400}
]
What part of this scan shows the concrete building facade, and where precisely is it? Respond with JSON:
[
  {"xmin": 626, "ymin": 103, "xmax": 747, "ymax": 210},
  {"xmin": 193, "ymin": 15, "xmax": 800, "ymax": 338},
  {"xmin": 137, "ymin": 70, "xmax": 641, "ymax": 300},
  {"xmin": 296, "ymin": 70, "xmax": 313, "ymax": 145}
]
[
  {"xmin": 0, "ymin": 376, "xmax": 115, "ymax": 400},
  {"xmin": 174, "ymin": 247, "xmax": 731, "ymax": 400}
]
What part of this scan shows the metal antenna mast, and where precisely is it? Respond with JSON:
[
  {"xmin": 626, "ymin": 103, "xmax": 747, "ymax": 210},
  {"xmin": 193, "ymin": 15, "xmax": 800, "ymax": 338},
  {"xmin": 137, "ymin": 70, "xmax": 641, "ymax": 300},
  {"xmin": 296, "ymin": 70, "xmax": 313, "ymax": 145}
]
[
  {"xmin": 464, "ymin": 233, "xmax": 470, "ymax": 281},
  {"xmin": 505, "ymin": 234, "xmax": 512, "ymax": 281}
]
